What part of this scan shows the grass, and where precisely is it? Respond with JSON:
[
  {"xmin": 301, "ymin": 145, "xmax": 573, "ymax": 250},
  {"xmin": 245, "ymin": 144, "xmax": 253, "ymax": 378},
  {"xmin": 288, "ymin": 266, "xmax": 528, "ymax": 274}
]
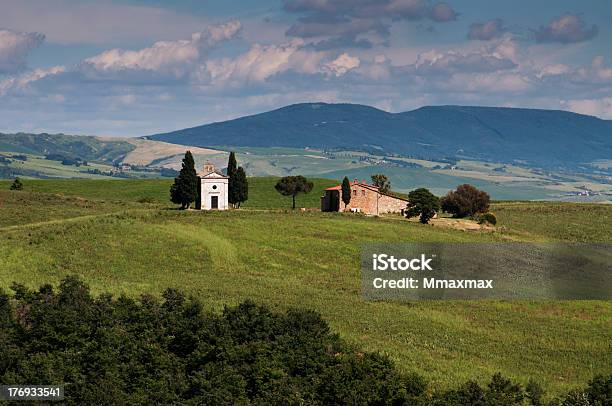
[
  {"xmin": 0, "ymin": 178, "xmax": 610, "ymax": 395},
  {"xmin": 0, "ymin": 177, "xmax": 339, "ymax": 209}
]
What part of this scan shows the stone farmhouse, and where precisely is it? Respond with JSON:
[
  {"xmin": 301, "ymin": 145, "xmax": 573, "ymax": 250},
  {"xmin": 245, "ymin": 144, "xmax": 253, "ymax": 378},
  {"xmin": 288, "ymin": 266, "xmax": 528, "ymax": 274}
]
[
  {"xmin": 196, "ymin": 163, "xmax": 229, "ymax": 210},
  {"xmin": 321, "ymin": 179, "xmax": 408, "ymax": 215}
]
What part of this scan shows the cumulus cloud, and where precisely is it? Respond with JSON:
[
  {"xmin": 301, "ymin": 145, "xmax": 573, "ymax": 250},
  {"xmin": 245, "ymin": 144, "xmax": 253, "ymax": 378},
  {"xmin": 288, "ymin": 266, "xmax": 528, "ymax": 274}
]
[
  {"xmin": 284, "ymin": 0, "xmax": 458, "ymax": 49},
  {"xmin": 83, "ymin": 20, "xmax": 241, "ymax": 79},
  {"xmin": 206, "ymin": 40, "xmax": 316, "ymax": 85},
  {"xmin": 533, "ymin": 13, "xmax": 598, "ymax": 44},
  {"xmin": 0, "ymin": 29, "xmax": 44, "ymax": 74},
  {"xmin": 413, "ymin": 48, "xmax": 516, "ymax": 75},
  {"xmin": 325, "ymin": 53, "xmax": 360, "ymax": 76},
  {"xmin": 468, "ymin": 19, "xmax": 506, "ymax": 41}
]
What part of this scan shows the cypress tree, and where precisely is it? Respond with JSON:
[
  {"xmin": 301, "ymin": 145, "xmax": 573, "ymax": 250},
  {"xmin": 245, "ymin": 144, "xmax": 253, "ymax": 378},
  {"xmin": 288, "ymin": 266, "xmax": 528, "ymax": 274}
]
[
  {"xmin": 235, "ymin": 167, "xmax": 248, "ymax": 208},
  {"xmin": 227, "ymin": 152, "xmax": 238, "ymax": 207},
  {"xmin": 341, "ymin": 177, "xmax": 351, "ymax": 210},
  {"xmin": 170, "ymin": 151, "xmax": 198, "ymax": 209}
]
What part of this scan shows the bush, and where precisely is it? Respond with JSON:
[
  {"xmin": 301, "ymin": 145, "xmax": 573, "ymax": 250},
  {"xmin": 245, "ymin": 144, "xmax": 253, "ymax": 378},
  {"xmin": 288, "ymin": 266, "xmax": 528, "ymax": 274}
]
[
  {"xmin": 477, "ymin": 212, "xmax": 497, "ymax": 225},
  {"xmin": 441, "ymin": 184, "xmax": 490, "ymax": 218},
  {"xmin": 9, "ymin": 177, "xmax": 23, "ymax": 190}
]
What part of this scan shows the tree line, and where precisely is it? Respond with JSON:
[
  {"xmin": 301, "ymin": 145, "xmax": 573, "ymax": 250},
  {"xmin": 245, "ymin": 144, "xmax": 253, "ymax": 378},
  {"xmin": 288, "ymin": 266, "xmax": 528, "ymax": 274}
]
[{"xmin": 0, "ymin": 277, "xmax": 608, "ymax": 405}]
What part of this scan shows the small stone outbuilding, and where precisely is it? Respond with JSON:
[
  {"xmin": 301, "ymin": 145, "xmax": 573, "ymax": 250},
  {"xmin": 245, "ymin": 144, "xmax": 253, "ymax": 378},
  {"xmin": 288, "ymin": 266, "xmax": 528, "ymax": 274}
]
[
  {"xmin": 196, "ymin": 163, "xmax": 229, "ymax": 210},
  {"xmin": 321, "ymin": 179, "xmax": 408, "ymax": 215}
]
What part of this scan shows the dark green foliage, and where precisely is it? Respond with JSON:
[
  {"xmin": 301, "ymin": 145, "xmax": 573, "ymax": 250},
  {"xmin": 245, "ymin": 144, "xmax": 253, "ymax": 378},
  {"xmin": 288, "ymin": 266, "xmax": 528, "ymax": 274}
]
[
  {"xmin": 527, "ymin": 379, "xmax": 545, "ymax": 406},
  {"xmin": 227, "ymin": 152, "xmax": 248, "ymax": 208},
  {"xmin": 9, "ymin": 177, "xmax": 23, "ymax": 190},
  {"xmin": 406, "ymin": 188, "xmax": 440, "ymax": 224},
  {"xmin": 441, "ymin": 184, "xmax": 491, "ymax": 218},
  {"xmin": 235, "ymin": 167, "xmax": 248, "ymax": 208},
  {"xmin": 227, "ymin": 151, "xmax": 238, "ymax": 206},
  {"xmin": 170, "ymin": 151, "xmax": 198, "ymax": 209},
  {"xmin": 478, "ymin": 212, "xmax": 498, "ymax": 225},
  {"xmin": 584, "ymin": 374, "xmax": 611, "ymax": 405},
  {"xmin": 434, "ymin": 373, "xmax": 524, "ymax": 405},
  {"xmin": 341, "ymin": 176, "xmax": 351, "ymax": 209},
  {"xmin": 0, "ymin": 277, "xmax": 607, "ymax": 405},
  {"xmin": 274, "ymin": 175, "xmax": 314, "ymax": 209},
  {"xmin": 0, "ymin": 277, "xmax": 414, "ymax": 405},
  {"xmin": 371, "ymin": 173, "xmax": 390, "ymax": 193}
]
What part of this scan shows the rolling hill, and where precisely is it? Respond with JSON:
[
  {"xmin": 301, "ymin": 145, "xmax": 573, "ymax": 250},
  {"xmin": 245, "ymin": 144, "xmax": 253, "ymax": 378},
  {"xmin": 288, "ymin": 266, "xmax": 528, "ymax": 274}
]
[{"xmin": 146, "ymin": 103, "xmax": 612, "ymax": 170}]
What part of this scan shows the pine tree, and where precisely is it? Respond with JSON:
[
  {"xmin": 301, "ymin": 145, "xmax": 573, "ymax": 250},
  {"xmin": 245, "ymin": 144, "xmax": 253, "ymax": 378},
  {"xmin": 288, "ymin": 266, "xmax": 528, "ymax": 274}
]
[
  {"xmin": 275, "ymin": 176, "xmax": 313, "ymax": 209},
  {"xmin": 227, "ymin": 152, "xmax": 238, "ymax": 207},
  {"xmin": 170, "ymin": 151, "xmax": 198, "ymax": 209},
  {"xmin": 341, "ymin": 177, "xmax": 351, "ymax": 210},
  {"xmin": 371, "ymin": 174, "xmax": 390, "ymax": 193},
  {"xmin": 235, "ymin": 167, "xmax": 248, "ymax": 208}
]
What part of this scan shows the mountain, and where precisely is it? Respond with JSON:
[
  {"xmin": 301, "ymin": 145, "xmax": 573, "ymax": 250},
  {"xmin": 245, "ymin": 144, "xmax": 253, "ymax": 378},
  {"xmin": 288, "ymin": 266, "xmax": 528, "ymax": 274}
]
[{"xmin": 146, "ymin": 103, "xmax": 612, "ymax": 170}]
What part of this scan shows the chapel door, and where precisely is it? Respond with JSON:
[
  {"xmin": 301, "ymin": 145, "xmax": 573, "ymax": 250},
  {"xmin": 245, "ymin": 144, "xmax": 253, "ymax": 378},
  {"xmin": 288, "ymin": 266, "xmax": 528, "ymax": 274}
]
[{"xmin": 211, "ymin": 196, "xmax": 219, "ymax": 209}]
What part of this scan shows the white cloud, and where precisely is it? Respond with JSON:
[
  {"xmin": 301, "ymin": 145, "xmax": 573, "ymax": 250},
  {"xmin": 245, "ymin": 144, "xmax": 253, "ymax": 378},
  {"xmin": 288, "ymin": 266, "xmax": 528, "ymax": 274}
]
[
  {"xmin": 325, "ymin": 53, "xmax": 360, "ymax": 76},
  {"xmin": 561, "ymin": 98, "xmax": 612, "ymax": 118},
  {"xmin": 0, "ymin": 29, "xmax": 44, "ymax": 73},
  {"xmin": 413, "ymin": 48, "xmax": 516, "ymax": 75},
  {"xmin": 84, "ymin": 21, "xmax": 241, "ymax": 78}
]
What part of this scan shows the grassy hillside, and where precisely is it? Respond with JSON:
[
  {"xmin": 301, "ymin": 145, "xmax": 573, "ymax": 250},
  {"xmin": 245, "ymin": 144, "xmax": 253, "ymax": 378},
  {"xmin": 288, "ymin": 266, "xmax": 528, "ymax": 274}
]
[
  {"xmin": 0, "ymin": 133, "xmax": 134, "ymax": 162},
  {"xmin": 0, "ymin": 178, "xmax": 610, "ymax": 395},
  {"xmin": 0, "ymin": 177, "xmax": 339, "ymax": 209}
]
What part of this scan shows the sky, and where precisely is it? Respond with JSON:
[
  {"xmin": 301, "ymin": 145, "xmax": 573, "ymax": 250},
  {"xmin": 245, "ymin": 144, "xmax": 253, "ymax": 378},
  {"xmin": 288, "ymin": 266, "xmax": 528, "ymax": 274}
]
[{"xmin": 0, "ymin": 0, "xmax": 611, "ymax": 136}]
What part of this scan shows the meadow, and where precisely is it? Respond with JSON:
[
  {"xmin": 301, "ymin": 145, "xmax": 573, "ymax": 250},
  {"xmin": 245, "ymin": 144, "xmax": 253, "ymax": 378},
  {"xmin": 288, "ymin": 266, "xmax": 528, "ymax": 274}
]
[{"xmin": 0, "ymin": 177, "xmax": 610, "ymax": 396}]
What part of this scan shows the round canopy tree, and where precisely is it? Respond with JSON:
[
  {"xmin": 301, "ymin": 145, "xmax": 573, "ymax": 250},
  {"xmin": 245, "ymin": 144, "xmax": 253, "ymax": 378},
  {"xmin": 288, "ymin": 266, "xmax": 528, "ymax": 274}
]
[
  {"xmin": 275, "ymin": 175, "xmax": 314, "ymax": 209},
  {"xmin": 441, "ymin": 184, "xmax": 490, "ymax": 218},
  {"xmin": 405, "ymin": 188, "xmax": 440, "ymax": 224}
]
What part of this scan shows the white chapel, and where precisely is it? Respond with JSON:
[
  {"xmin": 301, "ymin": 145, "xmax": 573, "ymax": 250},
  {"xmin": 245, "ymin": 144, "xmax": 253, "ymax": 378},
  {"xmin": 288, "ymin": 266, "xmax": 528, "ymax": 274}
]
[{"xmin": 196, "ymin": 163, "xmax": 229, "ymax": 210}]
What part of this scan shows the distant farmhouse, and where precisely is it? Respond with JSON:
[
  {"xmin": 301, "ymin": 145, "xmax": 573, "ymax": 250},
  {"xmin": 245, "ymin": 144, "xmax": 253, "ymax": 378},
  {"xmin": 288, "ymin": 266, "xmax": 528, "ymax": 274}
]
[
  {"xmin": 196, "ymin": 163, "xmax": 229, "ymax": 210},
  {"xmin": 321, "ymin": 179, "xmax": 408, "ymax": 215}
]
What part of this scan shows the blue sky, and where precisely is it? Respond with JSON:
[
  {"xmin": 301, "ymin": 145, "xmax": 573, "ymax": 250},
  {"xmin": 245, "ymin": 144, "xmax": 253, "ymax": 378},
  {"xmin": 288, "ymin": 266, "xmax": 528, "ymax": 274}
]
[{"xmin": 0, "ymin": 0, "xmax": 611, "ymax": 136}]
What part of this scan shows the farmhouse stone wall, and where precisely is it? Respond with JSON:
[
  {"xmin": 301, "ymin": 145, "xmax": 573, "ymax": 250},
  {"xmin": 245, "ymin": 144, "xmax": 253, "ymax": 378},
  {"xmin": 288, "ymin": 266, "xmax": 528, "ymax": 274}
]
[{"xmin": 321, "ymin": 181, "xmax": 407, "ymax": 215}]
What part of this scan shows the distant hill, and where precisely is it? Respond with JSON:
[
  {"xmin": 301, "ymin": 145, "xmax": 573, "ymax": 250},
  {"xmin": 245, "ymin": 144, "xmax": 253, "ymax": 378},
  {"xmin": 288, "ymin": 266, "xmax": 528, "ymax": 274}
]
[
  {"xmin": 0, "ymin": 133, "xmax": 134, "ymax": 163},
  {"xmin": 146, "ymin": 103, "xmax": 612, "ymax": 170}
]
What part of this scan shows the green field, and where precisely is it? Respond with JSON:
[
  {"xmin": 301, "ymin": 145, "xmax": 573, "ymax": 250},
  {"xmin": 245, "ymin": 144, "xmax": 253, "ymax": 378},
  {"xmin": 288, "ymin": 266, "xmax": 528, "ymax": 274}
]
[{"xmin": 0, "ymin": 178, "xmax": 610, "ymax": 396}]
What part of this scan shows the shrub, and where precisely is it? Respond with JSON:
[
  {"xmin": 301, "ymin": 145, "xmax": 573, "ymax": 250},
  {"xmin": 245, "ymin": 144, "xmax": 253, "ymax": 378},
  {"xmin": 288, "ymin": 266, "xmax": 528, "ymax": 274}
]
[
  {"xmin": 441, "ymin": 184, "xmax": 490, "ymax": 218},
  {"xmin": 477, "ymin": 212, "xmax": 497, "ymax": 225},
  {"xmin": 9, "ymin": 177, "xmax": 23, "ymax": 190}
]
